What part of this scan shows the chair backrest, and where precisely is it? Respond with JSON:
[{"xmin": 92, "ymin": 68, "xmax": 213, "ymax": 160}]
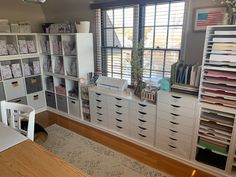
[{"xmin": 1, "ymin": 101, "xmax": 35, "ymax": 141}]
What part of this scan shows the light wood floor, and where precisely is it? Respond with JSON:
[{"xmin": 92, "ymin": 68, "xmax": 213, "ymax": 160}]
[{"xmin": 36, "ymin": 111, "xmax": 215, "ymax": 177}]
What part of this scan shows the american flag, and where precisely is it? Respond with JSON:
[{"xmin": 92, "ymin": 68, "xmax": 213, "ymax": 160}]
[{"xmin": 196, "ymin": 10, "xmax": 224, "ymax": 27}]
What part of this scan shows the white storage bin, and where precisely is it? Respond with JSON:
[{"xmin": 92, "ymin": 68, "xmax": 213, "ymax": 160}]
[
  {"xmin": 27, "ymin": 91, "xmax": 45, "ymax": 110},
  {"xmin": 68, "ymin": 98, "xmax": 81, "ymax": 118},
  {"xmin": 4, "ymin": 78, "xmax": 26, "ymax": 100}
]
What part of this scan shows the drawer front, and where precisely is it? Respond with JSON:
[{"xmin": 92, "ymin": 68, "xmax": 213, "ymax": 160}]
[
  {"xmin": 157, "ymin": 118, "xmax": 193, "ymax": 136},
  {"xmin": 107, "ymin": 95, "xmax": 129, "ymax": 108},
  {"xmin": 132, "ymin": 101, "xmax": 156, "ymax": 116},
  {"xmin": 156, "ymin": 140, "xmax": 191, "ymax": 159},
  {"xmin": 109, "ymin": 111, "xmax": 129, "ymax": 122},
  {"xmin": 56, "ymin": 95, "xmax": 68, "ymax": 113},
  {"xmin": 27, "ymin": 91, "xmax": 45, "ymax": 110},
  {"xmin": 91, "ymin": 110, "xmax": 108, "ymax": 127},
  {"xmin": 157, "ymin": 102, "xmax": 195, "ymax": 118},
  {"xmin": 5, "ymin": 78, "xmax": 25, "ymax": 100},
  {"xmin": 109, "ymin": 104, "xmax": 129, "ymax": 114},
  {"xmin": 109, "ymin": 114, "xmax": 129, "ymax": 135},
  {"xmin": 157, "ymin": 110, "xmax": 194, "ymax": 128},
  {"xmin": 90, "ymin": 91, "xmax": 107, "ymax": 101},
  {"xmin": 25, "ymin": 76, "xmax": 43, "ymax": 94},
  {"xmin": 158, "ymin": 91, "xmax": 196, "ymax": 108},
  {"xmin": 111, "ymin": 123, "xmax": 129, "ymax": 135},
  {"xmin": 68, "ymin": 98, "xmax": 81, "ymax": 117},
  {"xmin": 9, "ymin": 96, "xmax": 27, "ymax": 105},
  {"xmin": 90, "ymin": 98, "xmax": 107, "ymax": 108},
  {"xmin": 45, "ymin": 91, "xmax": 56, "ymax": 109},
  {"xmin": 0, "ymin": 82, "xmax": 5, "ymax": 100},
  {"xmin": 133, "ymin": 110, "xmax": 156, "ymax": 123},
  {"xmin": 132, "ymin": 126, "xmax": 155, "ymax": 146},
  {"xmin": 90, "ymin": 104, "xmax": 107, "ymax": 115},
  {"xmin": 156, "ymin": 126, "xmax": 191, "ymax": 143}
]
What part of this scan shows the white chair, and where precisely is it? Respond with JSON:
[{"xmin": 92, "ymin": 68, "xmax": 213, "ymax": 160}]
[{"xmin": 1, "ymin": 101, "xmax": 35, "ymax": 141}]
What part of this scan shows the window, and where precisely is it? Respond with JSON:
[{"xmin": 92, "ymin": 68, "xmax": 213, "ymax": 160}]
[{"xmin": 98, "ymin": 1, "xmax": 185, "ymax": 84}]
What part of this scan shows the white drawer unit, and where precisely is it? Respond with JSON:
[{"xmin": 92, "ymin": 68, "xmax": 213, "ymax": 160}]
[
  {"xmin": 4, "ymin": 78, "xmax": 26, "ymax": 100},
  {"xmin": 156, "ymin": 91, "xmax": 197, "ymax": 159},
  {"xmin": 27, "ymin": 91, "xmax": 45, "ymax": 110}
]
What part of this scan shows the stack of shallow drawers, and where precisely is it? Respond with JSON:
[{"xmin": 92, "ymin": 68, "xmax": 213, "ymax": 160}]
[
  {"xmin": 156, "ymin": 91, "xmax": 197, "ymax": 159},
  {"xmin": 131, "ymin": 101, "xmax": 156, "ymax": 146},
  {"xmin": 89, "ymin": 90, "xmax": 108, "ymax": 128},
  {"xmin": 107, "ymin": 95, "xmax": 129, "ymax": 136}
]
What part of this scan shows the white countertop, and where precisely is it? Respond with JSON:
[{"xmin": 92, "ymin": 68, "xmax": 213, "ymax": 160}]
[{"xmin": 0, "ymin": 122, "xmax": 27, "ymax": 152}]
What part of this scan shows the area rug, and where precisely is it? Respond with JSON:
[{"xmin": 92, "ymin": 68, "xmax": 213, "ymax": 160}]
[{"xmin": 40, "ymin": 124, "xmax": 171, "ymax": 177}]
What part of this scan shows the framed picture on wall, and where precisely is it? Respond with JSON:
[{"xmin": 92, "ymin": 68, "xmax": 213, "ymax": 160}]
[{"xmin": 194, "ymin": 7, "xmax": 226, "ymax": 31}]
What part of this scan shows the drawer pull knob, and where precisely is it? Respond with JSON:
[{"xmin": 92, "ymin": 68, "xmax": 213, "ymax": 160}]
[
  {"xmin": 171, "ymin": 104, "xmax": 180, "ymax": 108},
  {"xmin": 171, "ymin": 95, "xmax": 181, "ymax": 99},
  {"xmin": 96, "ymin": 99, "xmax": 101, "ymax": 102},
  {"xmin": 71, "ymin": 101, "xmax": 76, "ymax": 104},
  {"xmin": 115, "ymin": 105, "xmax": 122, "ymax": 108},
  {"xmin": 169, "ymin": 129, "xmax": 178, "ymax": 133},
  {"xmin": 116, "ymin": 111, "xmax": 122, "ymax": 115},
  {"xmin": 138, "ymin": 111, "xmax": 146, "ymax": 115},
  {"xmin": 170, "ymin": 121, "xmax": 179, "ymax": 125},
  {"xmin": 116, "ymin": 125, "xmax": 123, "ymax": 129},
  {"xmin": 95, "ymin": 93, "xmax": 101, "ymax": 96},
  {"xmin": 171, "ymin": 113, "xmax": 179, "ymax": 116},
  {"xmin": 97, "ymin": 112, "xmax": 102, "ymax": 115},
  {"xmin": 116, "ymin": 119, "xmax": 122, "ymax": 122},
  {"xmin": 115, "ymin": 97, "xmax": 122, "ymax": 101},
  {"xmin": 138, "ymin": 126, "xmax": 146, "ymax": 130},
  {"xmin": 169, "ymin": 137, "xmax": 177, "ymax": 141},
  {"xmin": 96, "ymin": 106, "xmax": 102, "ymax": 109},
  {"xmin": 138, "ymin": 103, "xmax": 147, "ymax": 107},
  {"xmin": 168, "ymin": 144, "xmax": 176, "ymax": 149},
  {"xmin": 138, "ymin": 133, "xmax": 146, "ymax": 138},
  {"xmin": 138, "ymin": 119, "xmax": 146, "ymax": 123},
  {"xmin": 97, "ymin": 119, "xmax": 102, "ymax": 122}
]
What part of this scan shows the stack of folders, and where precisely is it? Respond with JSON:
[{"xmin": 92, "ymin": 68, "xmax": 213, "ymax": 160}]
[{"xmin": 171, "ymin": 61, "xmax": 201, "ymax": 94}]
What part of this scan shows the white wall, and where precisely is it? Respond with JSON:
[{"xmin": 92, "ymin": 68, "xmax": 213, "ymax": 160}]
[{"xmin": 0, "ymin": 0, "xmax": 46, "ymax": 32}]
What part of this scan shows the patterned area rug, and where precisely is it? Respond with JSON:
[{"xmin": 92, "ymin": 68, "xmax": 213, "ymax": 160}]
[{"xmin": 40, "ymin": 124, "xmax": 171, "ymax": 177}]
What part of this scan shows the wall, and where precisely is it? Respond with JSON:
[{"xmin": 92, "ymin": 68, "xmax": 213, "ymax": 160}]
[
  {"xmin": 184, "ymin": 0, "xmax": 221, "ymax": 64},
  {"xmin": 0, "ymin": 0, "xmax": 46, "ymax": 32},
  {"xmin": 41, "ymin": 0, "xmax": 223, "ymax": 64}
]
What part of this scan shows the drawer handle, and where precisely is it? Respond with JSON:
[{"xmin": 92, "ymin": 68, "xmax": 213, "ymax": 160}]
[
  {"xmin": 138, "ymin": 103, "xmax": 147, "ymax": 107},
  {"xmin": 138, "ymin": 133, "xmax": 146, "ymax": 138},
  {"xmin": 47, "ymin": 94, "xmax": 51, "ymax": 97},
  {"xmin": 116, "ymin": 125, "xmax": 123, "ymax": 129},
  {"xmin": 138, "ymin": 111, "xmax": 146, "ymax": 115},
  {"xmin": 116, "ymin": 111, "xmax": 122, "ymax": 115},
  {"xmin": 171, "ymin": 95, "xmax": 181, "ymax": 99},
  {"xmin": 71, "ymin": 101, "xmax": 76, "ymax": 104},
  {"xmin": 138, "ymin": 126, "xmax": 146, "ymax": 130},
  {"xmin": 138, "ymin": 119, "xmax": 146, "ymax": 123},
  {"xmin": 171, "ymin": 104, "xmax": 180, "ymax": 108},
  {"xmin": 97, "ymin": 119, "xmax": 102, "ymax": 122},
  {"xmin": 116, "ymin": 119, "xmax": 122, "ymax": 122},
  {"xmin": 96, "ymin": 106, "xmax": 102, "ymax": 109},
  {"xmin": 169, "ymin": 137, "xmax": 177, "ymax": 141},
  {"xmin": 171, "ymin": 113, "xmax": 179, "ymax": 116},
  {"xmin": 170, "ymin": 121, "xmax": 179, "ymax": 125},
  {"xmin": 11, "ymin": 81, "xmax": 19, "ymax": 87},
  {"xmin": 33, "ymin": 95, "xmax": 39, "ymax": 100},
  {"xmin": 115, "ymin": 105, "xmax": 122, "ymax": 108},
  {"xmin": 115, "ymin": 97, "xmax": 122, "ymax": 101},
  {"xmin": 169, "ymin": 129, "xmax": 178, "ymax": 133},
  {"xmin": 168, "ymin": 144, "xmax": 176, "ymax": 149},
  {"xmin": 97, "ymin": 112, "xmax": 102, "ymax": 115},
  {"xmin": 96, "ymin": 99, "xmax": 101, "ymax": 102},
  {"xmin": 95, "ymin": 93, "xmax": 101, "ymax": 96}
]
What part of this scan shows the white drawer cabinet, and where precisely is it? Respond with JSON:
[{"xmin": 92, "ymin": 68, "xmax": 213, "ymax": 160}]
[
  {"xmin": 156, "ymin": 91, "xmax": 197, "ymax": 159},
  {"xmin": 4, "ymin": 78, "xmax": 26, "ymax": 100}
]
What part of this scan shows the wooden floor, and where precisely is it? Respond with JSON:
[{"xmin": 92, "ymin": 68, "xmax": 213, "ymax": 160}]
[{"xmin": 36, "ymin": 111, "xmax": 214, "ymax": 177}]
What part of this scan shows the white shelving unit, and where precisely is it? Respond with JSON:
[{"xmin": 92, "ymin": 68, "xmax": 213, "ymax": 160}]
[
  {"xmin": 195, "ymin": 25, "xmax": 236, "ymax": 175},
  {"xmin": 0, "ymin": 33, "xmax": 45, "ymax": 112},
  {"xmin": 38, "ymin": 33, "xmax": 94, "ymax": 121}
]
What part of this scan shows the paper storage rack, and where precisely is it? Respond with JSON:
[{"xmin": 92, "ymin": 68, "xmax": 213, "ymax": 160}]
[
  {"xmin": 39, "ymin": 33, "xmax": 94, "ymax": 120},
  {"xmin": 199, "ymin": 25, "xmax": 236, "ymax": 109},
  {"xmin": 0, "ymin": 33, "xmax": 45, "ymax": 112}
]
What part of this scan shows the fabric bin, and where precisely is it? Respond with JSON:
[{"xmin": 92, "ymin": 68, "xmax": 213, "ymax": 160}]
[
  {"xmin": 56, "ymin": 95, "xmax": 68, "ymax": 113},
  {"xmin": 45, "ymin": 91, "xmax": 56, "ymax": 109},
  {"xmin": 25, "ymin": 76, "xmax": 43, "ymax": 94}
]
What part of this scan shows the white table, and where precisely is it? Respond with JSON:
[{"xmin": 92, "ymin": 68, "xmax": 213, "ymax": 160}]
[{"xmin": 0, "ymin": 122, "xmax": 27, "ymax": 152}]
